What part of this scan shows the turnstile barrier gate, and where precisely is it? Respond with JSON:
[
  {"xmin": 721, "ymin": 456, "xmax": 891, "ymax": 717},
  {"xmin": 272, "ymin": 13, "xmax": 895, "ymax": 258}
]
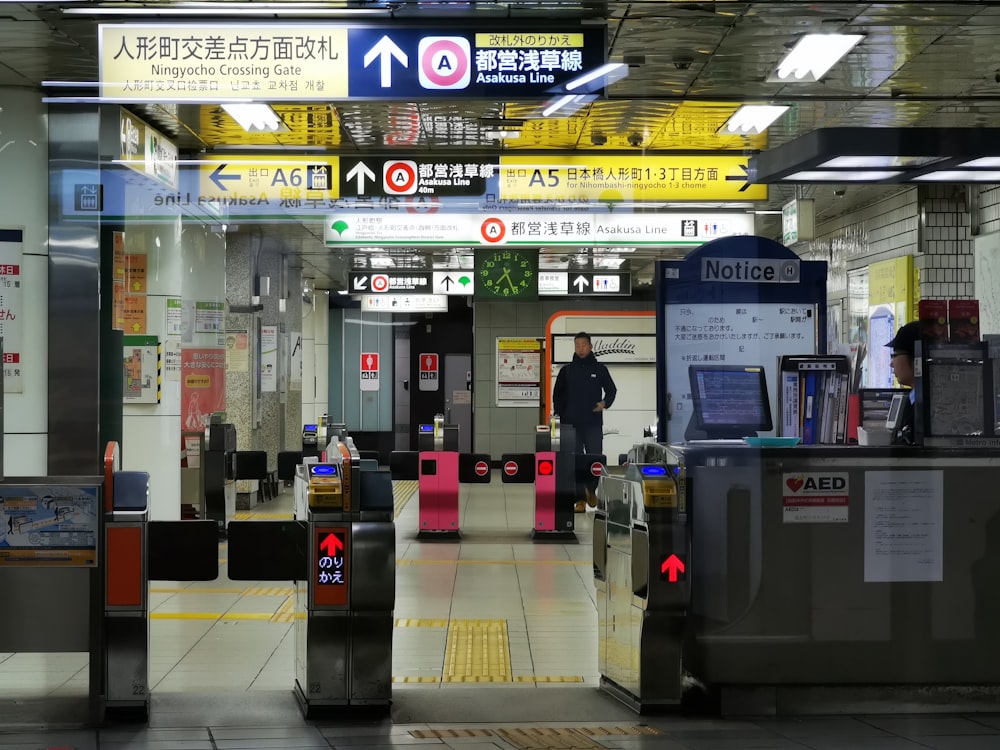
[{"xmin": 594, "ymin": 442, "xmax": 688, "ymax": 712}]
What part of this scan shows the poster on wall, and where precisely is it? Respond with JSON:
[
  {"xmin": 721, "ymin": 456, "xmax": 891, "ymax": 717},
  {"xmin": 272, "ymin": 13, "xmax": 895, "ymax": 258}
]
[
  {"xmin": 225, "ymin": 330, "xmax": 249, "ymax": 373},
  {"xmin": 194, "ymin": 301, "xmax": 225, "ymax": 335},
  {"xmin": 867, "ymin": 257, "xmax": 915, "ymax": 389},
  {"xmin": 122, "ymin": 335, "xmax": 161, "ymax": 403},
  {"xmin": 0, "ymin": 229, "xmax": 23, "ymax": 393},
  {"xmin": 163, "ymin": 340, "xmax": 181, "ymax": 382},
  {"xmin": 165, "ymin": 297, "xmax": 183, "ymax": 337},
  {"xmin": 497, "ymin": 338, "xmax": 541, "ymax": 407},
  {"xmin": 181, "ymin": 347, "xmax": 225, "ymax": 431},
  {"xmin": 260, "ymin": 325, "xmax": 277, "ymax": 391},
  {"xmin": 0, "ymin": 484, "xmax": 100, "ymax": 566}
]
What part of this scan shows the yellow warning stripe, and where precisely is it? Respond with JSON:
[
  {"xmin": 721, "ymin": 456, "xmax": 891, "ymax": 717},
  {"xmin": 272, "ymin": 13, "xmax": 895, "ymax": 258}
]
[
  {"xmin": 150, "ymin": 587, "xmax": 293, "ymax": 595},
  {"xmin": 233, "ymin": 511, "xmax": 294, "ymax": 520},
  {"xmin": 393, "ymin": 480, "xmax": 418, "ymax": 517},
  {"xmin": 271, "ymin": 596, "xmax": 294, "ymax": 623}
]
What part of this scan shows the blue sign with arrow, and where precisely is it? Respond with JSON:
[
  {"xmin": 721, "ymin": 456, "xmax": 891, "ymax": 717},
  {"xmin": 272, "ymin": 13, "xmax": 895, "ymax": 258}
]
[{"xmin": 346, "ymin": 27, "xmax": 607, "ymax": 99}]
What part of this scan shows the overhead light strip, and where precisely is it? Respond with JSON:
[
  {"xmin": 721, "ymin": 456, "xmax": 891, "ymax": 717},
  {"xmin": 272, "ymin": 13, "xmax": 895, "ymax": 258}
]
[
  {"xmin": 769, "ymin": 34, "xmax": 863, "ymax": 83},
  {"xmin": 720, "ymin": 105, "xmax": 789, "ymax": 135}
]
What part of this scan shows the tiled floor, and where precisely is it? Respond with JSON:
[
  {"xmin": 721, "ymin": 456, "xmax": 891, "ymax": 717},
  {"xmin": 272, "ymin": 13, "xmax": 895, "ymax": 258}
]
[{"xmin": 3, "ymin": 477, "xmax": 1000, "ymax": 748}]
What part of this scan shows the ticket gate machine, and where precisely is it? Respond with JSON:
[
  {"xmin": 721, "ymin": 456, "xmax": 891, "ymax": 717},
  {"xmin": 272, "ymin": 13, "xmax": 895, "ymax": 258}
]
[
  {"xmin": 594, "ymin": 443, "xmax": 688, "ymax": 712},
  {"xmin": 302, "ymin": 423, "xmax": 319, "ymax": 458},
  {"xmin": 289, "ymin": 438, "xmax": 395, "ymax": 715},
  {"xmin": 417, "ymin": 415, "xmax": 462, "ymax": 539},
  {"xmin": 532, "ymin": 416, "xmax": 580, "ymax": 541}
]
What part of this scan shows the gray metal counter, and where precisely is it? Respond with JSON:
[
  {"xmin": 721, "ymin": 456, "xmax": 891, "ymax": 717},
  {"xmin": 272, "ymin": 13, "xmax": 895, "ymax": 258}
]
[{"xmin": 680, "ymin": 445, "xmax": 1000, "ymax": 686}]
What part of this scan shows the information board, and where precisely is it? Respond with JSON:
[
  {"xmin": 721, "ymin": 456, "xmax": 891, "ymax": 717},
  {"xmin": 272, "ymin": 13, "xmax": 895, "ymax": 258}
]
[
  {"xmin": 497, "ymin": 337, "xmax": 541, "ymax": 407},
  {"xmin": 664, "ymin": 303, "xmax": 816, "ymax": 443},
  {"xmin": 0, "ymin": 484, "xmax": 100, "ymax": 566}
]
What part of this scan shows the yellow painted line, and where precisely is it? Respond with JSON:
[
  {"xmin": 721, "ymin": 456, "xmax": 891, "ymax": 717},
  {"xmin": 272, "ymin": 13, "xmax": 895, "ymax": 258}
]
[
  {"xmin": 392, "ymin": 676, "xmax": 441, "ymax": 683},
  {"xmin": 394, "ymin": 618, "xmax": 449, "ymax": 628},
  {"xmin": 221, "ymin": 612, "xmax": 273, "ymax": 621},
  {"xmin": 233, "ymin": 511, "xmax": 294, "ymax": 520},
  {"xmin": 271, "ymin": 596, "xmax": 294, "ymax": 623},
  {"xmin": 150, "ymin": 612, "xmax": 223, "ymax": 620},
  {"xmin": 397, "ymin": 559, "xmax": 589, "ymax": 566},
  {"xmin": 443, "ymin": 619, "xmax": 511, "ymax": 683},
  {"xmin": 514, "ymin": 675, "xmax": 585, "ymax": 683},
  {"xmin": 242, "ymin": 586, "xmax": 294, "ymax": 596},
  {"xmin": 150, "ymin": 588, "xmax": 246, "ymax": 594},
  {"xmin": 393, "ymin": 480, "xmax": 418, "ymax": 518},
  {"xmin": 149, "ymin": 587, "xmax": 293, "ymax": 596}
]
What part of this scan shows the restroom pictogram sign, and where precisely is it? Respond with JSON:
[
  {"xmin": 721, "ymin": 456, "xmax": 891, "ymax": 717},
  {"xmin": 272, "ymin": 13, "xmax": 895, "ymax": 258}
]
[
  {"xmin": 419, "ymin": 352, "xmax": 439, "ymax": 391},
  {"xmin": 360, "ymin": 352, "xmax": 379, "ymax": 392}
]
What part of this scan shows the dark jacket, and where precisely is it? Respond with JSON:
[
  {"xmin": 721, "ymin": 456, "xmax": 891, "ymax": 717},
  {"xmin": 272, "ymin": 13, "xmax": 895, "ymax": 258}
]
[{"xmin": 552, "ymin": 353, "xmax": 617, "ymax": 428}]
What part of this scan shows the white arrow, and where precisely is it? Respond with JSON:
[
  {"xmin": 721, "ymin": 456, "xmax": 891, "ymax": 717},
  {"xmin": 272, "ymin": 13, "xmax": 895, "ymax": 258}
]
[
  {"xmin": 573, "ymin": 275, "xmax": 590, "ymax": 293},
  {"xmin": 345, "ymin": 161, "xmax": 376, "ymax": 194},
  {"xmin": 353, "ymin": 275, "xmax": 369, "ymax": 291},
  {"xmin": 363, "ymin": 35, "xmax": 408, "ymax": 88}
]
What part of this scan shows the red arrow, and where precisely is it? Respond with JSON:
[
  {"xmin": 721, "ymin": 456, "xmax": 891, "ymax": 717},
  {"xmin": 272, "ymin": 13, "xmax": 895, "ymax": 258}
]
[
  {"xmin": 661, "ymin": 554, "xmax": 685, "ymax": 582},
  {"xmin": 320, "ymin": 532, "xmax": 343, "ymax": 556}
]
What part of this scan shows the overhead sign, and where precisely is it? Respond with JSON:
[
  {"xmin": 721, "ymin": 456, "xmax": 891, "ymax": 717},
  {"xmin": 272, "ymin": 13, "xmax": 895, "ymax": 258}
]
[
  {"xmin": 432, "ymin": 271, "xmax": 474, "ymax": 295},
  {"xmin": 101, "ymin": 25, "xmax": 605, "ymax": 102},
  {"xmin": 341, "ymin": 157, "xmax": 494, "ymax": 197},
  {"xmin": 539, "ymin": 272, "xmax": 632, "ymax": 297},
  {"xmin": 419, "ymin": 352, "xmax": 439, "ymax": 392},
  {"xmin": 360, "ymin": 294, "xmax": 448, "ymax": 312},
  {"xmin": 499, "ymin": 155, "xmax": 767, "ymax": 201},
  {"xmin": 349, "ymin": 272, "xmax": 431, "ymax": 294},
  {"xmin": 325, "ymin": 212, "xmax": 754, "ymax": 246},
  {"xmin": 199, "ymin": 155, "xmax": 339, "ymax": 203},
  {"xmin": 119, "ymin": 108, "xmax": 178, "ymax": 189}
]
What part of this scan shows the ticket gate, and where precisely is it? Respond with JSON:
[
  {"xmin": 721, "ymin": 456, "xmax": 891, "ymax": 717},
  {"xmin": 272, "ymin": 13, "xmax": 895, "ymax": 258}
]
[
  {"xmin": 593, "ymin": 442, "xmax": 688, "ymax": 712},
  {"xmin": 302, "ymin": 422, "xmax": 319, "ymax": 458},
  {"xmin": 391, "ymin": 415, "xmax": 491, "ymax": 539}
]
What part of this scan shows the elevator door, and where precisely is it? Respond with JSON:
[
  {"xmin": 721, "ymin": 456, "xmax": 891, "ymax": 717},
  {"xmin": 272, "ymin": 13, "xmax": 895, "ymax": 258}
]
[{"xmin": 444, "ymin": 354, "xmax": 472, "ymax": 454}]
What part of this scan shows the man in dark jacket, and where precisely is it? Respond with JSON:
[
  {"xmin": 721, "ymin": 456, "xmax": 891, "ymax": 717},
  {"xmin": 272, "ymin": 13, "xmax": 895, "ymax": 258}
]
[{"xmin": 552, "ymin": 332, "xmax": 617, "ymax": 510}]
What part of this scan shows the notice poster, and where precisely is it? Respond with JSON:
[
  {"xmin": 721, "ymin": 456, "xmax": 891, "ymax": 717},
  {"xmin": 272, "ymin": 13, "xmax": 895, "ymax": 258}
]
[
  {"xmin": 0, "ymin": 485, "xmax": 100, "ymax": 566},
  {"xmin": 194, "ymin": 301, "xmax": 224, "ymax": 334},
  {"xmin": 122, "ymin": 336, "xmax": 161, "ymax": 404},
  {"xmin": 864, "ymin": 470, "xmax": 944, "ymax": 582},
  {"xmin": 497, "ymin": 337, "xmax": 541, "ymax": 407},
  {"xmin": 0, "ymin": 228, "xmax": 23, "ymax": 392},
  {"xmin": 225, "ymin": 330, "xmax": 249, "ymax": 373},
  {"xmin": 260, "ymin": 325, "xmax": 278, "ymax": 391},
  {"xmin": 165, "ymin": 298, "xmax": 183, "ymax": 337},
  {"xmin": 181, "ymin": 347, "xmax": 226, "ymax": 431}
]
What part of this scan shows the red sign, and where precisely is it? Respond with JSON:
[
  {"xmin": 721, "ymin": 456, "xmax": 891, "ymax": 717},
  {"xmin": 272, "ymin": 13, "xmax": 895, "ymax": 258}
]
[
  {"xmin": 371, "ymin": 273, "xmax": 389, "ymax": 292},
  {"xmin": 384, "ymin": 160, "xmax": 418, "ymax": 195},
  {"xmin": 480, "ymin": 217, "xmax": 506, "ymax": 243},
  {"xmin": 181, "ymin": 347, "xmax": 226, "ymax": 431},
  {"xmin": 503, "ymin": 460, "xmax": 518, "ymax": 476},
  {"xmin": 474, "ymin": 461, "xmax": 489, "ymax": 477},
  {"xmin": 590, "ymin": 461, "xmax": 603, "ymax": 477},
  {"xmin": 360, "ymin": 352, "xmax": 380, "ymax": 391},
  {"xmin": 660, "ymin": 554, "xmax": 685, "ymax": 583},
  {"xmin": 537, "ymin": 459, "xmax": 554, "ymax": 476},
  {"xmin": 419, "ymin": 352, "xmax": 439, "ymax": 392},
  {"xmin": 314, "ymin": 528, "xmax": 348, "ymax": 607}
]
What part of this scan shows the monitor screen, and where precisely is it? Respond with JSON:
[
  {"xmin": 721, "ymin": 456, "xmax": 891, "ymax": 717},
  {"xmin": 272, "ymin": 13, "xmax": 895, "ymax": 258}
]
[{"xmin": 688, "ymin": 365, "xmax": 773, "ymax": 439}]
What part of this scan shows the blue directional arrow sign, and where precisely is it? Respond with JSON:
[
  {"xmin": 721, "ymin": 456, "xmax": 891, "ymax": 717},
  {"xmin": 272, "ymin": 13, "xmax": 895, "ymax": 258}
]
[
  {"xmin": 347, "ymin": 27, "xmax": 607, "ymax": 99},
  {"xmin": 209, "ymin": 164, "xmax": 240, "ymax": 192}
]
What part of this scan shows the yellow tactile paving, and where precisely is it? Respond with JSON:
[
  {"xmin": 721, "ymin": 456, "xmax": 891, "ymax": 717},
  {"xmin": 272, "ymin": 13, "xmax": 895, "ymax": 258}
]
[
  {"xmin": 150, "ymin": 587, "xmax": 293, "ymax": 596},
  {"xmin": 393, "ymin": 479, "xmax": 419, "ymax": 517},
  {"xmin": 270, "ymin": 596, "xmax": 294, "ymax": 623},
  {"xmin": 496, "ymin": 727, "xmax": 605, "ymax": 750},
  {"xmin": 394, "ymin": 618, "xmax": 449, "ymax": 628},
  {"xmin": 233, "ymin": 510, "xmax": 294, "ymax": 520},
  {"xmin": 443, "ymin": 619, "xmax": 512, "ymax": 683},
  {"xmin": 514, "ymin": 675, "xmax": 585, "ymax": 683}
]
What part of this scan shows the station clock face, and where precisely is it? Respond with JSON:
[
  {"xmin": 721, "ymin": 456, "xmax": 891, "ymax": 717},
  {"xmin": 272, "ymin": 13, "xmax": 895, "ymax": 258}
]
[{"xmin": 476, "ymin": 249, "xmax": 538, "ymax": 300}]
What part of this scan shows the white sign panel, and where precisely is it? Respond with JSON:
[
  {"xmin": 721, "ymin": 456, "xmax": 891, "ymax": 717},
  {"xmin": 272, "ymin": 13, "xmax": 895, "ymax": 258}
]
[
  {"xmin": 260, "ymin": 324, "xmax": 278, "ymax": 392},
  {"xmin": 864, "ymin": 470, "xmax": 944, "ymax": 583},
  {"xmin": 0, "ymin": 229, "xmax": 23, "ymax": 393},
  {"xmin": 539, "ymin": 272, "xmax": 567, "ymax": 294},
  {"xmin": 326, "ymin": 212, "xmax": 754, "ymax": 246},
  {"xmin": 361, "ymin": 294, "xmax": 448, "ymax": 312},
  {"xmin": 432, "ymin": 271, "xmax": 474, "ymax": 295},
  {"xmin": 552, "ymin": 334, "xmax": 657, "ymax": 364},
  {"xmin": 664, "ymin": 303, "xmax": 816, "ymax": 443},
  {"xmin": 782, "ymin": 472, "xmax": 849, "ymax": 523}
]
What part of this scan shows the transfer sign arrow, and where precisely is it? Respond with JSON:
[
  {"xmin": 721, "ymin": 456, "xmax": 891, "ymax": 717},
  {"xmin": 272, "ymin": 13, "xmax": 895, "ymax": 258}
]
[
  {"xmin": 363, "ymin": 35, "xmax": 408, "ymax": 88},
  {"xmin": 320, "ymin": 532, "xmax": 344, "ymax": 556},
  {"xmin": 660, "ymin": 554, "xmax": 685, "ymax": 582},
  {"xmin": 345, "ymin": 161, "xmax": 376, "ymax": 194},
  {"xmin": 573, "ymin": 275, "xmax": 590, "ymax": 293}
]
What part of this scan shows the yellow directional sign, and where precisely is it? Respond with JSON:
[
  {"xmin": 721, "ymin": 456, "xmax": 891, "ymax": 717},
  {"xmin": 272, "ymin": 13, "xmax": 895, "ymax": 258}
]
[
  {"xmin": 199, "ymin": 155, "xmax": 340, "ymax": 203},
  {"xmin": 498, "ymin": 154, "xmax": 767, "ymax": 202}
]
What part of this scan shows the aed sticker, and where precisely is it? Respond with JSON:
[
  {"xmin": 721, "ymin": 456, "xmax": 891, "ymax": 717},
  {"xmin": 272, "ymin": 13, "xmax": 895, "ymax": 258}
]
[{"xmin": 782, "ymin": 472, "xmax": 849, "ymax": 524}]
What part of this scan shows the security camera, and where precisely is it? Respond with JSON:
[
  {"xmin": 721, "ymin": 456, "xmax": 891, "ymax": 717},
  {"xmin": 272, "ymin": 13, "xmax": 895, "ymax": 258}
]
[
  {"xmin": 834, "ymin": 188, "xmax": 847, "ymax": 198},
  {"xmin": 628, "ymin": 132, "xmax": 643, "ymax": 148},
  {"xmin": 591, "ymin": 132, "xmax": 608, "ymax": 146},
  {"xmin": 673, "ymin": 55, "xmax": 693, "ymax": 70}
]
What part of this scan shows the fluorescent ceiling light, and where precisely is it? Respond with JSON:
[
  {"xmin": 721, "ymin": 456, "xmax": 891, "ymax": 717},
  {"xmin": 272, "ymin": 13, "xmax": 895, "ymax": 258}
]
[
  {"xmin": 593, "ymin": 257, "xmax": 625, "ymax": 269},
  {"xmin": 770, "ymin": 34, "xmax": 863, "ymax": 83},
  {"xmin": 484, "ymin": 130, "xmax": 521, "ymax": 140},
  {"xmin": 565, "ymin": 63, "xmax": 629, "ymax": 93},
  {"xmin": 820, "ymin": 155, "xmax": 947, "ymax": 168},
  {"xmin": 368, "ymin": 257, "xmax": 395, "ymax": 268},
  {"xmin": 540, "ymin": 94, "xmax": 595, "ymax": 119},
  {"xmin": 914, "ymin": 170, "xmax": 1000, "ymax": 182},
  {"xmin": 222, "ymin": 103, "xmax": 287, "ymax": 133},
  {"xmin": 720, "ymin": 105, "xmax": 789, "ymax": 135},
  {"xmin": 960, "ymin": 157, "xmax": 1000, "ymax": 168},
  {"xmin": 784, "ymin": 170, "xmax": 901, "ymax": 181}
]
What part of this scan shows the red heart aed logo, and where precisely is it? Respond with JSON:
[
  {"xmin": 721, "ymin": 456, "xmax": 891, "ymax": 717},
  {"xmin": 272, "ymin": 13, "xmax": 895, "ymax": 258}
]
[{"xmin": 786, "ymin": 475, "xmax": 804, "ymax": 492}]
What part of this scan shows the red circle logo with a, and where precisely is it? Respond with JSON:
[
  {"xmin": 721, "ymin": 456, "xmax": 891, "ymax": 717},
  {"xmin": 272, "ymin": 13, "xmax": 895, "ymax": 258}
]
[
  {"xmin": 371, "ymin": 274, "xmax": 390, "ymax": 293},
  {"xmin": 384, "ymin": 161, "xmax": 417, "ymax": 195},
  {"xmin": 480, "ymin": 218, "xmax": 506, "ymax": 243},
  {"xmin": 503, "ymin": 460, "xmax": 518, "ymax": 476},
  {"xmin": 474, "ymin": 461, "xmax": 489, "ymax": 477},
  {"xmin": 590, "ymin": 461, "xmax": 603, "ymax": 477}
]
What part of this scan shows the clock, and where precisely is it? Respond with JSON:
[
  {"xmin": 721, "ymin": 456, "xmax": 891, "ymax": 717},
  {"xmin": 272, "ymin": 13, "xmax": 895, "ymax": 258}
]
[{"xmin": 476, "ymin": 249, "xmax": 538, "ymax": 300}]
